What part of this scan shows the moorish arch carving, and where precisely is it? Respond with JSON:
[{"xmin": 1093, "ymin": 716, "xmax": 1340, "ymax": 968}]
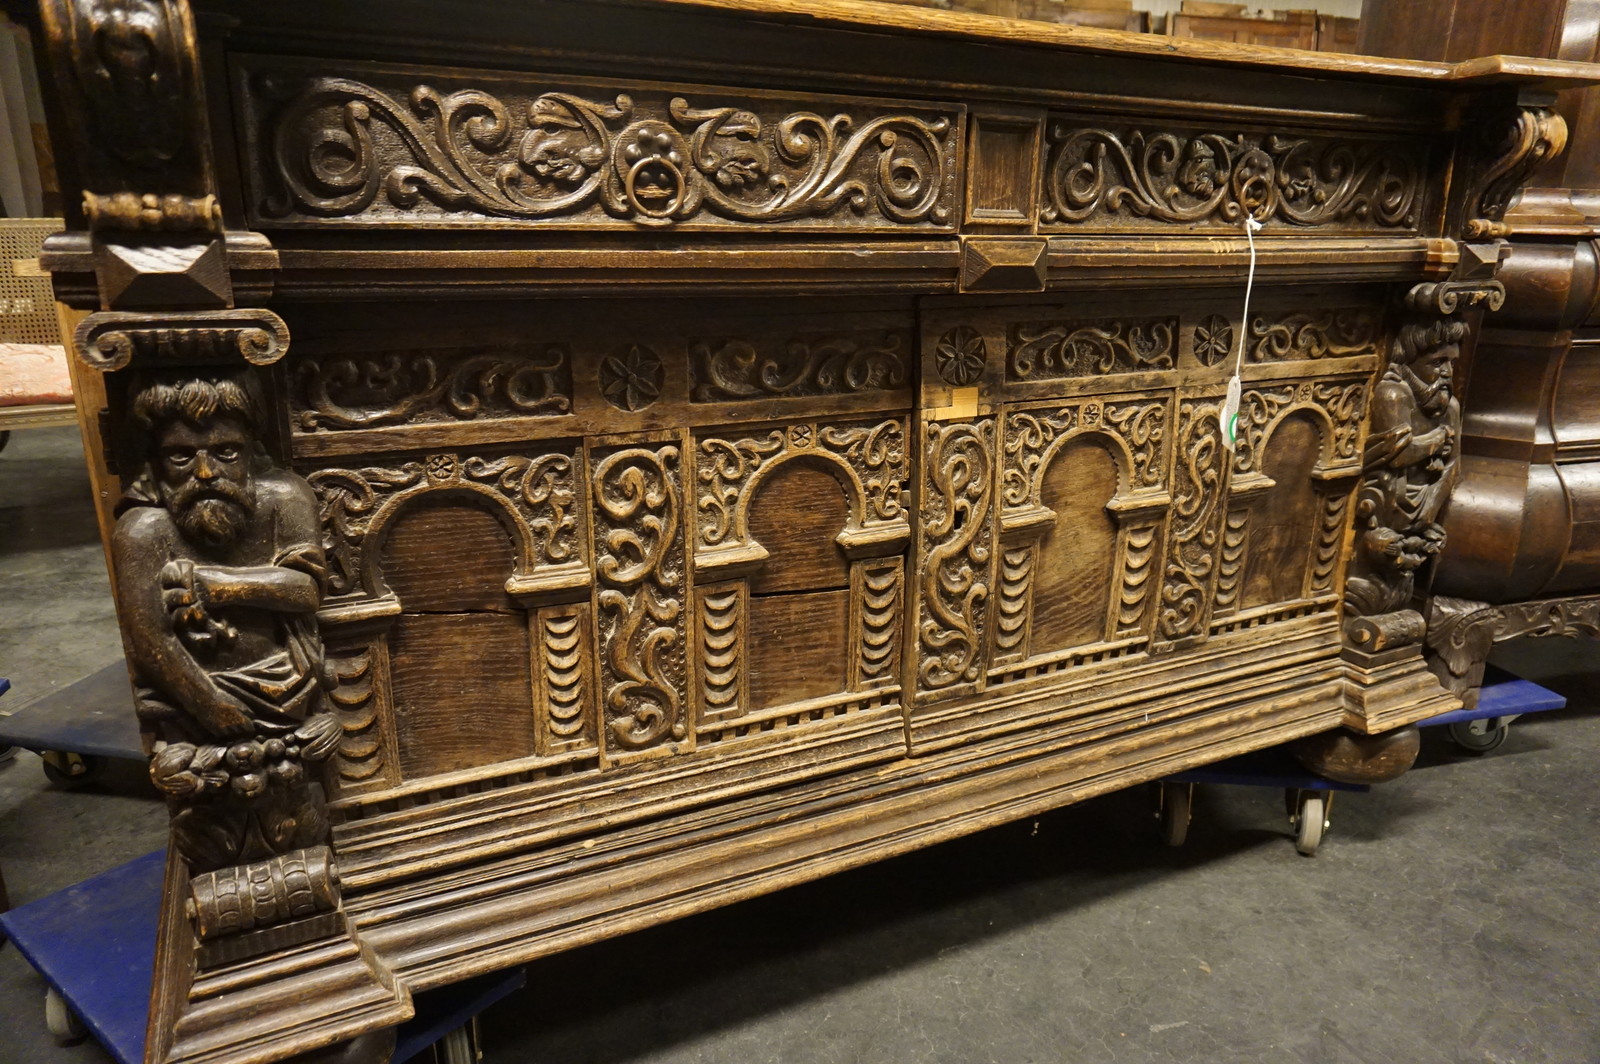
[{"xmin": 988, "ymin": 396, "xmax": 1172, "ymax": 679}]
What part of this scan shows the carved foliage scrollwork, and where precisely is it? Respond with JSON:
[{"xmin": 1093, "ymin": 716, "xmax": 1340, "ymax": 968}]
[
  {"xmin": 258, "ymin": 71, "xmax": 957, "ymax": 229},
  {"xmin": 1464, "ymin": 105, "xmax": 1567, "ymax": 238},
  {"xmin": 689, "ymin": 330, "xmax": 911, "ymax": 402},
  {"xmin": 591, "ymin": 444, "xmax": 688, "ymax": 752},
  {"xmin": 291, "ymin": 345, "xmax": 571, "ymax": 431},
  {"xmin": 1248, "ymin": 308, "xmax": 1380, "ymax": 362},
  {"xmin": 1159, "ymin": 399, "xmax": 1226, "ymax": 642},
  {"xmin": 1009, "ymin": 317, "xmax": 1177, "ymax": 381},
  {"xmin": 918, "ymin": 418, "xmax": 995, "ymax": 691},
  {"xmin": 1041, "ymin": 122, "xmax": 1421, "ymax": 231},
  {"xmin": 307, "ymin": 447, "xmax": 581, "ymax": 600}
]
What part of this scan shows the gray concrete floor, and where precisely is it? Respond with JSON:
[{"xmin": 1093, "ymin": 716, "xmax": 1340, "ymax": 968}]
[{"xmin": 2, "ymin": 424, "xmax": 1597, "ymax": 1064}]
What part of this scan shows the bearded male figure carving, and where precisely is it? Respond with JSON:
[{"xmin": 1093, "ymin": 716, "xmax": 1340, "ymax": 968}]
[
  {"xmin": 114, "ymin": 376, "xmax": 340, "ymax": 873},
  {"xmin": 1344, "ymin": 316, "xmax": 1466, "ymax": 622}
]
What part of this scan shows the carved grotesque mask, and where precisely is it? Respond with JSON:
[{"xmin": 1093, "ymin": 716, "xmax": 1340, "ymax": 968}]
[{"xmin": 155, "ymin": 416, "xmax": 256, "ymax": 549}]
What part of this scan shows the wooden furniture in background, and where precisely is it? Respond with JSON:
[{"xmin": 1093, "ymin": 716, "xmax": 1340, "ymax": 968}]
[
  {"xmin": 1362, "ymin": 0, "xmax": 1600, "ymax": 703},
  {"xmin": 10, "ymin": 0, "xmax": 1591, "ymax": 1060}
]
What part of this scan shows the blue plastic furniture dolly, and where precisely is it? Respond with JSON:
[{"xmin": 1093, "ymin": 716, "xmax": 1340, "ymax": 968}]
[
  {"xmin": 1418, "ymin": 665, "xmax": 1569, "ymax": 754},
  {"xmin": 1156, "ymin": 670, "xmax": 1569, "ymax": 856},
  {"xmin": 0, "ymin": 661, "xmax": 145, "ymax": 785},
  {"xmin": 0, "ymin": 850, "xmax": 524, "ymax": 1063}
]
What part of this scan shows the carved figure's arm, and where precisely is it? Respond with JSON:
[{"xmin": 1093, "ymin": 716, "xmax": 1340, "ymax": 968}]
[
  {"xmin": 191, "ymin": 565, "xmax": 319, "ymax": 612},
  {"xmin": 113, "ymin": 512, "xmax": 256, "ymax": 739}
]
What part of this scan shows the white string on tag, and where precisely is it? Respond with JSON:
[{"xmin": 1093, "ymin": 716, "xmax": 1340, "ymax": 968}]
[{"xmin": 1220, "ymin": 215, "xmax": 1262, "ymax": 451}]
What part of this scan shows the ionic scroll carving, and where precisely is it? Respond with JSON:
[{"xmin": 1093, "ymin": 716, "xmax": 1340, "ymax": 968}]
[
  {"xmin": 1041, "ymin": 122, "xmax": 1421, "ymax": 231},
  {"xmin": 592, "ymin": 444, "xmax": 688, "ymax": 753},
  {"xmin": 74, "ymin": 309, "xmax": 290, "ymax": 371},
  {"xmin": 291, "ymin": 345, "xmax": 571, "ymax": 431},
  {"xmin": 256, "ymin": 72, "xmax": 958, "ymax": 229},
  {"xmin": 1008, "ymin": 317, "xmax": 1176, "ymax": 380},
  {"xmin": 918, "ymin": 418, "xmax": 995, "ymax": 692},
  {"xmin": 689, "ymin": 330, "xmax": 911, "ymax": 402}
]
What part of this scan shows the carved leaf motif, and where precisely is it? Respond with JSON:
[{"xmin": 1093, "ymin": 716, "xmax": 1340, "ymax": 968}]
[
  {"xmin": 1009, "ymin": 317, "xmax": 1177, "ymax": 380},
  {"xmin": 934, "ymin": 326, "xmax": 987, "ymax": 386},
  {"xmin": 689, "ymin": 331, "xmax": 910, "ymax": 402},
  {"xmin": 260, "ymin": 75, "xmax": 955, "ymax": 228},
  {"xmin": 462, "ymin": 453, "xmax": 580, "ymax": 566},
  {"xmin": 1193, "ymin": 315, "xmax": 1233, "ymax": 367},
  {"xmin": 599, "ymin": 344, "xmax": 664, "ymax": 412},
  {"xmin": 696, "ymin": 431, "xmax": 786, "ymax": 547},
  {"xmin": 592, "ymin": 445, "xmax": 686, "ymax": 751},
  {"xmin": 1248, "ymin": 308, "xmax": 1379, "ymax": 362},
  {"xmin": 292, "ymin": 347, "xmax": 570, "ymax": 431},
  {"xmin": 307, "ymin": 462, "xmax": 427, "ymax": 595},
  {"xmin": 919, "ymin": 419, "xmax": 994, "ymax": 690},
  {"xmin": 1042, "ymin": 125, "xmax": 1420, "ymax": 231}
]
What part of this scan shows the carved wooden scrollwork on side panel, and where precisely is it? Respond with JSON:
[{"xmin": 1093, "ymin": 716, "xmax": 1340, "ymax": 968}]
[
  {"xmin": 290, "ymin": 345, "xmax": 573, "ymax": 432},
  {"xmin": 917, "ymin": 418, "xmax": 996, "ymax": 695},
  {"xmin": 1247, "ymin": 308, "xmax": 1381, "ymax": 363},
  {"xmin": 308, "ymin": 446, "xmax": 586, "ymax": 607},
  {"xmin": 1040, "ymin": 120, "xmax": 1423, "ymax": 232},
  {"xmin": 247, "ymin": 63, "xmax": 960, "ymax": 231},
  {"xmin": 689, "ymin": 330, "xmax": 912, "ymax": 402},
  {"xmin": 1158, "ymin": 398, "xmax": 1227, "ymax": 644},
  {"xmin": 590, "ymin": 442, "xmax": 689, "ymax": 756},
  {"xmin": 1007, "ymin": 316, "xmax": 1177, "ymax": 381}
]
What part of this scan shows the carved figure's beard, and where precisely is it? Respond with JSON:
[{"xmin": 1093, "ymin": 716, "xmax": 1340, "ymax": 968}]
[
  {"xmin": 1414, "ymin": 376, "xmax": 1452, "ymax": 417},
  {"xmin": 164, "ymin": 477, "xmax": 256, "ymax": 550}
]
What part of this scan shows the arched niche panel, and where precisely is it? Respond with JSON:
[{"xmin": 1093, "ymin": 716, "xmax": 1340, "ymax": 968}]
[
  {"xmin": 1031, "ymin": 435, "xmax": 1122, "ymax": 654},
  {"xmin": 1241, "ymin": 412, "xmax": 1323, "ymax": 611},
  {"xmin": 380, "ymin": 494, "xmax": 535, "ymax": 779},
  {"xmin": 744, "ymin": 458, "xmax": 853, "ymax": 711}
]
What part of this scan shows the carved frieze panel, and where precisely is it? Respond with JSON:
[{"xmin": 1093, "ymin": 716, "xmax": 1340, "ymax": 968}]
[
  {"xmin": 917, "ymin": 417, "xmax": 996, "ymax": 695},
  {"xmin": 1040, "ymin": 119, "xmax": 1423, "ymax": 233},
  {"xmin": 290, "ymin": 345, "xmax": 572, "ymax": 432},
  {"xmin": 589, "ymin": 441, "xmax": 689, "ymax": 756},
  {"xmin": 243, "ymin": 59, "xmax": 961, "ymax": 231},
  {"xmin": 1007, "ymin": 316, "xmax": 1178, "ymax": 381},
  {"xmin": 694, "ymin": 417, "xmax": 910, "ymax": 572},
  {"xmin": 689, "ymin": 329, "xmax": 912, "ymax": 402},
  {"xmin": 1247, "ymin": 308, "xmax": 1381, "ymax": 363},
  {"xmin": 307, "ymin": 445, "xmax": 586, "ymax": 607}
]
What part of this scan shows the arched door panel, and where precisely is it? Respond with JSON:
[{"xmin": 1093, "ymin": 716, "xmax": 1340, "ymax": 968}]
[
  {"xmin": 1031, "ymin": 437, "xmax": 1121, "ymax": 654},
  {"xmin": 1242, "ymin": 414, "xmax": 1322, "ymax": 610}
]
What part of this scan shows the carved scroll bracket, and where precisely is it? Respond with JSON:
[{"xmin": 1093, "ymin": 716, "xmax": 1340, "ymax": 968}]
[
  {"xmin": 1462, "ymin": 97, "xmax": 1568, "ymax": 240},
  {"xmin": 73, "ymin": 308, "xmax": 290, "ymax": 371}
]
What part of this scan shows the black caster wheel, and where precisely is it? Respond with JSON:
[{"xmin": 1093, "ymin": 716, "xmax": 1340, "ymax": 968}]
[{"xmin": 1448, "ymin": 718, "xmax": 1509, "ymax": 754}]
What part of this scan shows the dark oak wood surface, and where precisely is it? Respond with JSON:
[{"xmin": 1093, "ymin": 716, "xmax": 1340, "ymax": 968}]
[{"xmin": 11, "ymin": 0, "xmax": 1597, "ymax": 1059}]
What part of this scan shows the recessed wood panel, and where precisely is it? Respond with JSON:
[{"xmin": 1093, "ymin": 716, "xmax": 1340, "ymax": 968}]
[
  {"xmin": 389, "ymin": 612, "xmax": 535, "ymax": 779},
  {"xmin": 1242, "ymin": 414, "xmax": 1322, "ymax": 610},
  {"xmin": 746, "ymin": 589, "xmax": 851, "ymax": 711},
  {"xmin": 381, "ymin": 498, "xmax": 518, "ymax": 612},
  {"xmin": 746, "ymin": 459, "xmax": 853, "ymax": 595},
  {"xmin": 965, "ymin": 113, "xmax": 1041, "ymax": 226},
  {"xmin": 1031, "ymin": 436, "xmax": 1120, "ymax": 652}
]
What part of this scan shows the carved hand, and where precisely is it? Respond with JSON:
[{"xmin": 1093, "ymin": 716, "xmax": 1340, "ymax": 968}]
[
  {"xmin": 294, "ymin": 712, "xmax": 343, "ymax": 762},
  {"xmin": 160, "ymin": 559, "xmax": 238, "ymax": 652}
]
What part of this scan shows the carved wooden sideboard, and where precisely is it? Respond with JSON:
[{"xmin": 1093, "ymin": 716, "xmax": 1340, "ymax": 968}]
[{"xmin": 13, "ymin": 1, "xmax": 1595, "ymax": 1060}]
